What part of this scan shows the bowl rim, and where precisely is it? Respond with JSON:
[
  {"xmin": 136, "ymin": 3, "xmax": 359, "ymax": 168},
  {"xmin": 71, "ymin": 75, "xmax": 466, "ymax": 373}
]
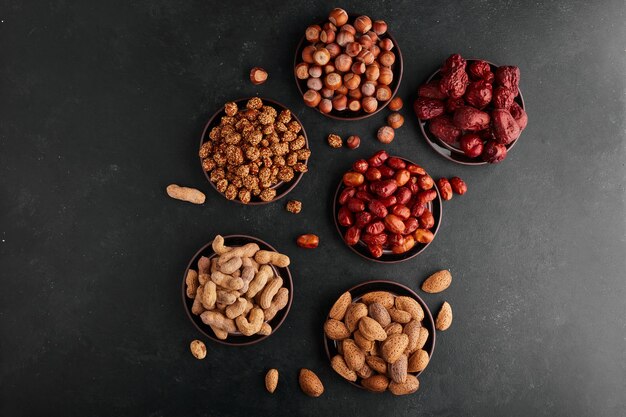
[
  {"xmin": 416, "ymin": 58, "xmax": 526, "ymax": 166},
  {"xmin": 199, "ymin": 97, "xmax": 310, "ymax": 204},
  {"xmin": 323, "ymin": 279, "xmax": 436, "ymax": 390},
  {"xmin": 293, "ymin": 15, "xmax": 403, "ymax": 121},
  {"xmin": 181, "ymin": 234, "xmax": 294, "ymax": 346},
  {"xmin": 332, "ymin": 155, "xmax": 443, "ymax": 263}
]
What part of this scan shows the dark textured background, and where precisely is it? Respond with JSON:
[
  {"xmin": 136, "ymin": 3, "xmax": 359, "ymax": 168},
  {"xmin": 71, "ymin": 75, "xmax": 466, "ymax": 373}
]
[{"xmin": 1, "ymin": 0, "xmax": 625, "ymax": 416}]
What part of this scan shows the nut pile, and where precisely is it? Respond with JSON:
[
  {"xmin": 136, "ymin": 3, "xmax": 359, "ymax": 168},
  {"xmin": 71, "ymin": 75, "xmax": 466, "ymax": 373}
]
[
  {"xmin": 200, "ymin": 98, "xmax": 310, "ymax": 203},
  {"xmin": 415, "ymin": 54, "xmax": 528, "ymax": 163},
  {"xmin": 324, "ymin": 290, "xmax": 430, "ymax": 395},
  {"xmin": 296, "ymin": 8, "xmax": 398, "ymax": 116},
  {"xmin": 337, "ymin": 150, "xmax": 438, "ymax": 258},
  {"xmin": 185, "ymin": 235, "xmax": 291, "ymax": 340}
]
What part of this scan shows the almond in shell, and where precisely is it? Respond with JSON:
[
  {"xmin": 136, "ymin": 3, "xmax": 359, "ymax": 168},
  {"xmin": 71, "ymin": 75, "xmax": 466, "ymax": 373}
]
[
  {"xmin": 358, "ymin": 316, "xmax": 388, "ymax": 341},
  {"xmin": 389, "ymin": 374, "xmax": 419, "ymax": 395},
  {"xmin": 388, "ymin": 308, "xmax": 412, "ymax": 324},
  {"xmin": 416, "ymin": 326, "xmax": 429, "ymax": 350},
  {"xmin": 395, "ymin": 296, "xmax": 424, "ymax": 321},
  {"xmin": 365, "ymin": 355, "xmax": 388, "ymax": 374},
  {"xmin": 353, "ymin": 330, "xmax": 374, "ymax": 352},
  {"xmin": 324, "ymin": 318, "xmax": 351, "ymax": 340},
  {"xmin": 299, "ymin": 368, "xmax": 324, "ymax": 397},
  {"xmin": 331, "ymin": 355, "xmax": 357, "ymax": 382},
  {"xmin": 368, "ymin": 302, "xmax": 391, "ymax": 327},
  {"xmin": 342, "ymin": 339, "xmax": 365, "ymax": 371},
  {"xmin": 356, "ymin": 363, "xmax": 374, "ymax": 379},
  {"xmin": 403, "ymin": 319, "xmax": 421, "ymax": 353},
  {"xmin": 265, "ymin": 368, "xmax": 279, "ymax": 393},
  {"xmin": 344, "ymin": 302, "xmax": 368, "ymax": 332},
  {"xmin": 435, "ymin": 301, "xmax": 453, "ymax": 331},
  {"xmin": 329, "ymin": 291, "xmax": 352, "ymax": 320},
  {"xmin": 361, "ymin": 374, "xmax": 389, "ymax": 392},
  {"xmin": 381, "ymin": 333, "xmax": 409, "ymax": 364},
  {"xmin": 360, "ymin": 291, "xmax": 394, "ymax": 309},
  {"xmin": 421, "ymin": 270, "xmax": 452, "ymax": 293},
  {"xmin": 384, "ymin": 322, "xmax": 403, "ymax": 336},
  {"xmin": 407, "ymin": 349, "xmax": 430, "ymax": 373},
  {"xmin": 389, "ymin": 354, "xmax": 408, "ymax": 383}
]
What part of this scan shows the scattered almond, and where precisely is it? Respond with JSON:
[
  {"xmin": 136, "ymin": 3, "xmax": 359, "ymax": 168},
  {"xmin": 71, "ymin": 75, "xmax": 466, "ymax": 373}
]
[
  {"xmin": 422, "ymin": 270, "xmax": 452, "ymax": 293},
  {"xmin": 299, "ymin": 368, "xmax": 324, "ymax": 397},
  {"xmin": 435, "ymin": 301, "xmax": 453, "ymax": 331},
  {"xmin": 265, "ymin": 368, "xmax": 278, "ymax": 393}
]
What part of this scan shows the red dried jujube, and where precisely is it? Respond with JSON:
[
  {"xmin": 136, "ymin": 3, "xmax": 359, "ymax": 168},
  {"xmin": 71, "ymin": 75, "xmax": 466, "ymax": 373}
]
[
  {"xmin": 428, "ymin": 115, "xmax": 462, "ymax": 144},
  {"xmin": 414, "ymin": 97, "xmax": 445, "ymax": 120},
  {"xmin": 464, "ymin": 80, "xmax": 493, "ymax": 109}
]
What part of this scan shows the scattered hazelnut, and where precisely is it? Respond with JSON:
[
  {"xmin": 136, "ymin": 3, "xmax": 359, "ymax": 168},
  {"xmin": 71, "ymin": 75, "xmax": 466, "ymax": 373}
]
[
  {"xmin": 388, "ymin": 97, "xmax": 403, "ymax": 111},
  {"xmin": 348, "ymin": 88, "xmax": 362, "ymax": 99},
  {"xmin": 307, "ymin": 77, "xmax": 323, "ymax": 91},
  {"xmin": 346, "ymin": 135, "xmax": 361, "ymax": 149},
  {"xmin": 341, "ymin": 24, "xmax": 356, "ymax": 36},
  {"xmin": 328, "ymin": 8, "xmax": 349, "ymax": 27},
  {"xmin": 377, "ymin": 126, "xmax": 395, "ymax": 143},
  {"xmin": 354, "ymin": 15, "xmax": 372, "ymax": 33},
  {"xmin": 351, "ymin": 62, "xmax": 366, "ymax": 75},
  {"xmin": 326, "ymin": 43, "xmax": 341, "ymax": 58},
  {"xmin": 286, "ymin": 200, "xmax": 303, "ymax": 214},
  {"xmin": 336, "ymin": 30, "xmax": 354, "ymax": 47},
  {"xmin": 344, "ymin": 73, "xmax": 361, "ymax": 90},
  {"xmin": 358, "ymin": 34, "xmax": 373, "ymax": 49},
  {"xmin": 327, "ymin": 134, "xmax": 343, "ymax": 148},
  {"xmin": 365, "ymin": 65, "xmax": 380, "ymax": 81},
  {"xmin": 249, "ymin": 67, "xmax": 268, "ymax": 85},
  {"xmin": 361, "ymin": 82, "xmax": 376, "ymax": 97},
  {"xmin": 345, "ymin": 42, "xmax": 362, "ymax": 57},
  {"xmin": 378, "ymin": 51, "xmax": 395, "ymax": 67},
  {"xmin": 387, "ymin": 112, "xmax": 404, "ymax": 129}
]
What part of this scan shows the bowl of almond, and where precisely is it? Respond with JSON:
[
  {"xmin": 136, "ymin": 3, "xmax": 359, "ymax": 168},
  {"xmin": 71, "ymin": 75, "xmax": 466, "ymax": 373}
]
[{"xmin": 323, "ymin": 280, "xmax": 435, "ymax": 394}]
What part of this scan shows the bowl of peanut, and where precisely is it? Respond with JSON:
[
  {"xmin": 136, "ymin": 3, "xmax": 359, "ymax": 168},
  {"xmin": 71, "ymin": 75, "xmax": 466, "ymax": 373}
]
[
  {"xmin": 323, "ymin": 280, "xmax": 435, "ymax": 394},
  {"xmin": 182, "ymin": 234, "xmax": 293, "ymax": 346},
  {"xmin": 199, "ymin": 97, "xmax": 310, "ymax": 204},
  {"xmin": 294, "ymin": 9, "xmax": 403, "ymax": 120}
]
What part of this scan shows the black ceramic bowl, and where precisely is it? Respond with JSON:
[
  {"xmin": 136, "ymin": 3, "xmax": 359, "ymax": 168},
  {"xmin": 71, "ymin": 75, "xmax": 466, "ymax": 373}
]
[
  {"xmin": 199, "ymin": 97, "xmax": 309, "ymax": 204},
  {"xmin": 323, "ymin": 280, "xmax": 436, "ymax": 390},
  {"xmin": 182, "ymin": 235, "xmax": 293, "ymax": 346},
  {"xmin": 294, "ymin": 14, "xmax": 403, "ymax": 120},
  {"xmin": 416, "ymin": 59, "xmax": 526, "ymax": 165},
  {"xmin": 333, "ymin": 156, "xmax": 443, "ymax": 263}
]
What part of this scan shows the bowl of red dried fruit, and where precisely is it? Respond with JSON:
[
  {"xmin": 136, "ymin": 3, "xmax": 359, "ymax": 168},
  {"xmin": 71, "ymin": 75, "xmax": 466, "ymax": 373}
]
[
  {"xmin": 414, "ymin": 54, "xmax": 527, "ymax": 165},
  {"xmin": 199, "ymin": 97, "xmax": 310, "ymax": 204},
  {"xmin": 294, "ymin": 8, "xmax": 403, "ymax": 120},
  {"xmin": 333, "ymin": 150, "xmax": 442, "ymax": 263}
]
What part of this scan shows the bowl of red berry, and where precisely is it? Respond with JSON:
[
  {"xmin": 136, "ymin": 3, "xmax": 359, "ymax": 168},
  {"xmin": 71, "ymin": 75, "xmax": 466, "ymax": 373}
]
[
  {"xmin": 333, "ymin": 150, "xmax": 442, "ymax": 263},
  {"xmin": 414, "ymin": 54, "xmax": 527, "ymax": 165}
]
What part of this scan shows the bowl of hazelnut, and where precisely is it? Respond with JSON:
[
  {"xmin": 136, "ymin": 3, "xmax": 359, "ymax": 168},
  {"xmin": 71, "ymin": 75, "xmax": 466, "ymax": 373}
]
[
  {"xmin": 199, "ymin": 97, "xmax": 310, "ymax": 204},
  {"xmin": 333, "ymin": 150, "xmax": 442, "ymax": 263},
  {"xmin": 294, "ymin": 8, "xmax": 403, "ymax": 120},
  {"xmin": 414, "ymin": 54, "xmax": 527, "ymax": 165}
]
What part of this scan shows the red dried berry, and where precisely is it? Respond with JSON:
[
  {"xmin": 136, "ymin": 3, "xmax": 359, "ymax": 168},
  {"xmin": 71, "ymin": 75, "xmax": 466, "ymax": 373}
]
[
  {"xmin": 491, "ymin": 109, "xmax": 521, "ymax": 145},
  {"xmin": 508, "ymin": 102, "xmax": 528, "ymax": 131},
  {"xmin": 468, "ymin": 60, "xmax": 492, "ymax": 80},
  {"xmin": 439, "ymin": 67, "xmax": 469, "ymax": 99},
  {"xmin": 493, "ymin": 86, "xmax": 515, "ymax": 110},
  {"xmin": 442, "ymin": 54, "xmax": 467, "ymax": 72},
  {"xmin": 437, "ymin": 178, "xmax": 453, "ymax": 201},
  {"xmin": 459, "ymin": 133, "xmax": 484, "ymax": 158},
  {"xmin": 464, "ymin": 80, "xmax": 493, "ymax": 109},
  {"xmin": 418, "ymin": 81, "xmax": 447, "ymax": 100},
  {"xmin": 414, "ymin": 97, "xmax": 445, "ymax": 120},
  {"xmin": 445, "ymin": 97, "xmax": 465, "ymax": 113},
  {"xmin": 482, "ymin": 140, "xmax": 508, "ymax": 163},
  {"xmin": 495, "ymin": 66, "xmax": 520, "ymax": 96},
  {"xmin": 428, "ymin": 115, "xmax": 462, "ymax": 144},
  {"xmin": 453, "ymin": 106, "xmax": 491, "ymax": 131},
  {"xmin": 449, "ymin": 177, "xmax": 467, "ymax": 195}
]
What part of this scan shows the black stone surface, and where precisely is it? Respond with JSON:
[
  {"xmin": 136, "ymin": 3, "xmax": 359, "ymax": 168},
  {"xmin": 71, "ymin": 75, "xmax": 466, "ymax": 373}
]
[{"xmin": 1, "ymin": 1, "xmax": 625, "ymax": 416}]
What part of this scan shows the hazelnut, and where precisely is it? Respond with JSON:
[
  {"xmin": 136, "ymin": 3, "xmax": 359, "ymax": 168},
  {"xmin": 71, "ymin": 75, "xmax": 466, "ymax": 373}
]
[
  {"xmin": 328, "ymin": 8, "xmax": 349, "ymax": 27},
  {"xmin": 365, "ymin": 64, "xmax": 380, "ymax": 81},
  {"xmin": 318, "ymin": 99, "xmax": 333, "ymax": 114},
  {"xmin": 305, "ymin": 25, "xmax": 321, "ymax": 42},
  {"xmin": 379, "ymin": 51, "xmax": 395, "ymax": 67},
  {"xmin": 341, "ymin": 24, "xmax": 356, "ymax": 36},
  {"xmin": 320, "ymin": 28, "xmax": 335, "ymax": 44},
  {"xmin": 320, "ymin": 88, "xmax": 334, "ymax": 99},
  {"xmin": 334, "ymin": 54, "xmax": 352, "ymax": 72},
  {"xmin": 302, "ymin": 45, "xmax": 316, "ymax": 64},
  {"xmin": 324, "ymin": 72, "xmax": 342, "ymax": 90},
  {"xmin": 388, "ymin": 97, "xmax": 403, "ymax": 111},
  {"xmin": 375, "ymin": 85, "xmax": 392, "ymax": 102},
  {"xmin": 327, "ymin": 133, "xmax": 343, "ymax": 148},
  {"xmin": 249, "ymin": 67, "xmax": 268, "ymax": 85},
  {"xmin": 348, "ymin": 88, "xmax": 362, "ymax": 99},
  {"xmin": 295, "ymin": 62, "xmax": 309, "ymax": 80},
  {"xmin": 326, "ymin": 43, "xmax": 341, "ymax": 58},
  {"xmin": 308, "ymin": 65, "xmax": 322, "ymax": 78},
  {"xmin": 323, "ymin": 22, "xmax": 337, "ymax": 32},
  {"xmin": 377, "ymin": 126, "xmax": 395, "ymax": 143},
  {"xmin": 358, "ymin": 34, "xmax": 373, "ymax": 49},
  {"xmin": 313, "ymin": 48, "xmax": 331, "ymax": 65},
  {"xmin": 343, "ymin": 73, "xmax": 361, "ymax": 90},
  {"xmin": 354, "ymin": 15, "xmax": 372, "ymax": 33},
  {"xmin": 378, "ymin": 67, "xmax": 393, "ymax": 85},
  {"xmin": 366, "ymin": 31, "xmax": 379, "ymax": 42},
  {"xmin": 361, "ymin": 81, "xmax": 376, "ymax": 97},
  {"xmin": 324, "ymin": 64, "xmax": 335, "ymax": 74},
  {"xmin": 348, "ymin": 99, "xmax": 361, "ymax": 112},
  {"xmin": 346, "ymin": 135, "xmax": 361, "ymax": 149},
  {"xmin": 356, "ymin": 50, "xmax": 375, "ymax": 65},
  {"xmin": 379, "ymin": 38, "xmax": 394, "ymax": 51},
  {"xmin": 362, "ymin": 96, "xmax": 378, "ymax": 113},
  {"xmin": 351, "ymin": 62, "xmax": 366, "ymax": 75},
  {"xmin": 307, "ymin": 77, "xmax": 323, "ymax": 91},
  {"xmin": 387, "ymin": 112, "xmax": 404, "ymax": 129},
  {"xmin": 373, "ymin": 20, "xmax": 388, "ymax": 35},
  {"xmin": 336, "ymin": 85, "xmax": 349, "ymax": 95},
  {"xmin": 303, "ymin": 90, "xmax": 321, "ymax": 107},
  {"xmin": 336, "ymin": 30, "xmax": 354, "ymax": 47},
  {"xmin": 345, "ymin": 42, "xmax": 362, "ymax": 57},
  {"xmin": 369, "ymin": 44, "xmax": 381, "ymax": 58},
  {"xmin": 332, "ymin": 94, "xmax": 348, "ymax": 111}
]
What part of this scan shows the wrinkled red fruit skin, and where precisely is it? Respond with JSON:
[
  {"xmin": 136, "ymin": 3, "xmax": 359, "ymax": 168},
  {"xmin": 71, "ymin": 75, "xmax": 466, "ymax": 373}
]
[
  {"xmin": 495, "ymin": 66, "xmax": 520, "ymax": 96},
  {"xmin": 453, "ymin": 106, "xmax": 491, "ymax": 131},
  {"xmin": 440, "ymin": 68, "xmax": 469, "ymax": 99},
  {"xmin": 464, "ymin": 80, "xmax": 493, "ymax": 109},
  {"xmin": 428, "ymin": 115, "xmax": 462, "ymax": 144},
  {"xmin": 418, "ymin": 81, "xmax": 447, "ymax": 100},
  {"xmin": 491, "ymin": 109, "xmax": 521, "ymax": 145},
  {"xmin": 508, "ymin": 102, "xmax": 528, "ymax": 131},
  {"xmin": 482, "ymin": 140, "xmax": 508, "ymax": 163},
  {"xmin": 414, "ymin": 97, "xmax": 445, "ymax": 120},
  {"xmin": 459, "ymin": 133, "xmax": 484, "ymax": 158},
  {"xmin": 493, "ymin": 87, "xmax": 515, "ymax": 110},
  {"xmin": 442, "ymin": 54, "xmax": 467, "ymax": 72},
  {"xmin": 468, "ymin": 60, "xmax": 491, "ymax": 80},
  {"xmin": 445, "ymin": 97, "xmax": 465, "ymax": 113}
]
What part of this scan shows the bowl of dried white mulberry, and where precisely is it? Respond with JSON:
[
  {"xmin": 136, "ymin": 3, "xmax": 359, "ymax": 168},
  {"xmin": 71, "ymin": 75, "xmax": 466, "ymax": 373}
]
[{"xmin": 199, "ymin": 97, "xmax": 310, "ymax": 204}]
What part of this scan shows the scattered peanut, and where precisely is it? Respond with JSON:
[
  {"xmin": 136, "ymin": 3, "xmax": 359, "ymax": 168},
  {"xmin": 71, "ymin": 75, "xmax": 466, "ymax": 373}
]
[{"xmin": 166, "ymin": 184, "xmax": 205, "ymax": 204}]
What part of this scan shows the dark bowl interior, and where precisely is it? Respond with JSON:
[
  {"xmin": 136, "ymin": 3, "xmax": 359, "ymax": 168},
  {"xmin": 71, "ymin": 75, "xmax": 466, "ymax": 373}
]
[
  {"xmin": 416, "ymin": 59, "xmax": 526, "ymax": 166},
  {"xmin": 182, "ymin": 234, "xmax": 293, "ymax": 346},
  {"xmin": 199, "ymin": 97, "xmax": 309, "ymax": 204},
  {"xmin": 333, "ymin": 156, "xmax": 443, "ymax": 263},
  {"xmin": 293, "ymin": 14, "xmax": 403, "ymax": 120},
  {"xmin": 323, "ymin": 280, "xmax": 436, "ymax": 390}
]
